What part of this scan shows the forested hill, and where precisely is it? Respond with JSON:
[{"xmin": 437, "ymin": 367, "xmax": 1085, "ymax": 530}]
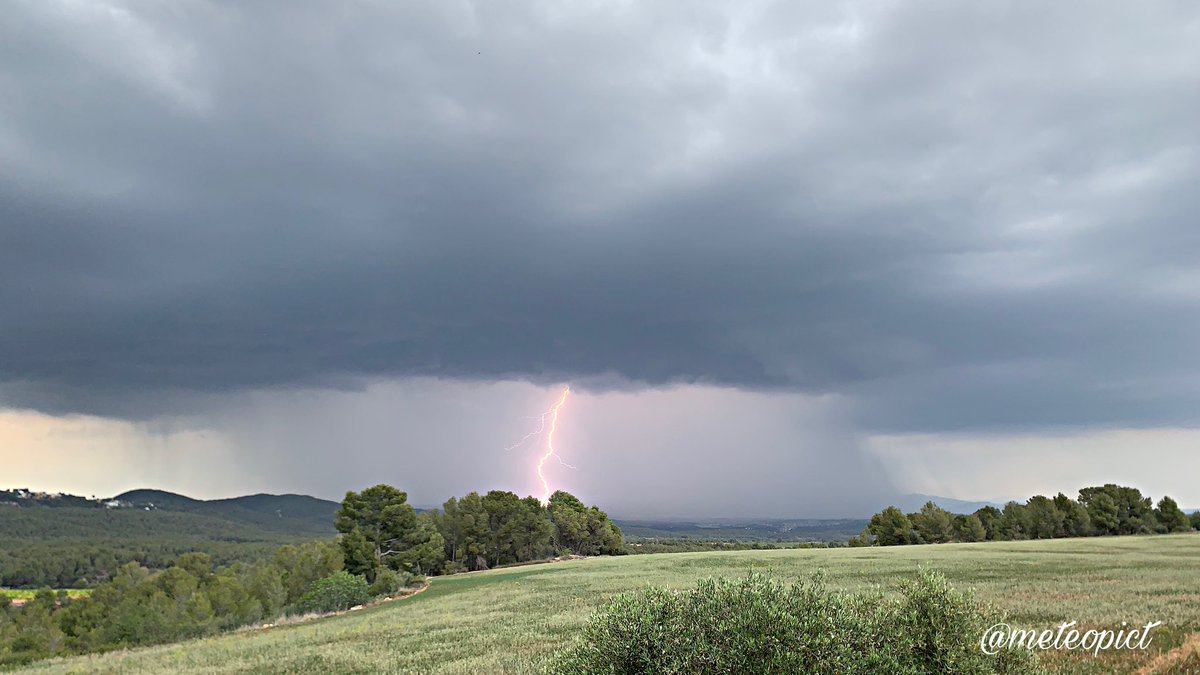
[
  {"xmin": 112, "ymin": 489, "xmax": 339, "ymax": 535},
  {"xmin": 1, "ymin": 488, "xmax": 338, "ymax": 537},
  {"xmin": 0, "ymin": 489, "xmax": 340, "ymax": 588}
]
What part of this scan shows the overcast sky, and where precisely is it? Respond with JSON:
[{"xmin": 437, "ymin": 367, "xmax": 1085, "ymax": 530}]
[{"xmin": 3, "ymin": 1, "xmax": 1198, "ymax": 516}]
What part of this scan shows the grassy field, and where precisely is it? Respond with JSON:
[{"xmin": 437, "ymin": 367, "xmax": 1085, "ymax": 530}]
[
  {"xmin": 14, "ymin": 534, "xmax": 1200, "ymax": 674},
  {"xmin": 1, "ymin": 590, "xmax": 91, "ymax": 602}
]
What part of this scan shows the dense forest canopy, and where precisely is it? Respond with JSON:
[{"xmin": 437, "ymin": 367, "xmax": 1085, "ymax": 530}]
[{"xmin": 0, "ymin": 500, "xmax": 334, "ymax": 588}]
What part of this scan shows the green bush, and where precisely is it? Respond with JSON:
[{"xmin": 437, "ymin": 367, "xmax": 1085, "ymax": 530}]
[
  {"xmin": 294, "ymin": 571, "xmax": 370, "ymax": 614},
  {"xmin": 554, "ymin": 570, "xmax": 1042, "ymax": 675},
  {"xmin": 368, "ymin": 568, "xmax": 400, "ymax": 597},
  {"xmin": 442, "ymin": 560, "xmax": 468, "ymax": 575},
  {"xmin": 368, "ymin": 568, "xmax": 417, "ymax": 597}
]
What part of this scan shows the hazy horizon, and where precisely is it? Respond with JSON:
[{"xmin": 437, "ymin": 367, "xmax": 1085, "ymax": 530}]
[{"xmin": 4, "ymin": 478, "xmax": 1020, "ymax": 521}]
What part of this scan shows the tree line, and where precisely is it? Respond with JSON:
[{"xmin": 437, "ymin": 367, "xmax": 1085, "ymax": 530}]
[
  {"xmin": 856, "ymin": 483, "xmax": 1199, "ymax": 546},
  {"xmin": 1, "ymin": 541, "xmax": 345, "ymax": 667},
  {"xmin": 336, "ymin": 486, "xmax": 623, "ymax": 581},
  {"xmin": 2, "ymin": 485, "xmax": 622, "ymax": 666}
]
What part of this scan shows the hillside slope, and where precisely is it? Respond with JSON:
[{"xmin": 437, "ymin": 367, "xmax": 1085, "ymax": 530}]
[
  {"xmin": 112, "ymin": 489, "xmax": 339, "ymax": 536},
  {"xmin": 14, "ymin": 535, "xmax": 1200, "ymax": 675}
]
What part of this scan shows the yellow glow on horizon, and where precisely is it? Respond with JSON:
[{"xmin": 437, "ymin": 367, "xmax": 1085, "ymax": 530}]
[{"xmin": 0, "ymin": 409, "xmax": 237, "ymax": 498}]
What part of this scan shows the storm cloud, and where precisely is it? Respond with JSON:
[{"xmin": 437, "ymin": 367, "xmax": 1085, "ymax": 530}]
[{"xmin": 3, "ymin": 0, "xmax": 1199, "ymax": 439}]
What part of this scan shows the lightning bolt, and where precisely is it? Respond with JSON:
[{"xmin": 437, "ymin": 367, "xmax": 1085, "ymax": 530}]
[
  {"xmin": 503, "ymin": 416, "xmax": 549, "ymax": 454},
  {"xmin": 505, "ymin": 386, "xmax": 574, "ymax": 501},
  {"xmin": 536, "ymin": 386, "xmax": 571, "ymax": 502}
]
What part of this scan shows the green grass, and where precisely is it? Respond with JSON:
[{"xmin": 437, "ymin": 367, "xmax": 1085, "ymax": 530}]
[
  {"xmin": 1, "ymin": 590, "xmax": 91, "ymax": 602},
  {"xmin": 14, "ymin": 534, "xmax": 1200, "ymax": 674}
]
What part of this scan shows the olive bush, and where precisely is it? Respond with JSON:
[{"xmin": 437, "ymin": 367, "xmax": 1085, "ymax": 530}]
[
  {"xmin": 555, "ymin": 569, "xmax": 1042, "ymax": 675},
  {"xmin": 294, "ymin": 571, "xmax": 370, "ymax": 614}
]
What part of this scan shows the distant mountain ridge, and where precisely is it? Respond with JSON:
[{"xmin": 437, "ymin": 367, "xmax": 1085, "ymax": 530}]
[
  {"xmin": 4, "ymin": 487, "xmax": 1003, "ymax": 525},
  {"xmin": 112, "ymin": 489, "xmax": 340, "ymax": 535},
  {"xmin": 886, "ymin": 493, "xmax": 1007, "ymax": 516},
  {"xmin": 1, "ymin": 487, "xmax": 339, "ymax": 536}
]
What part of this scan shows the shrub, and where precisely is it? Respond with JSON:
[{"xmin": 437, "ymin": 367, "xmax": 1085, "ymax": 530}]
[
  {"xmin": 294, "ymin": 571, "xmax": 370, "ymax": 614},
  {"xmin": 368, "ymin": 568, "xmax": 400, "ymax": 597},
  {"xmin": 442, "ymin": 560, "xmax": 468, "ymax": 575},
  {"xmin": 368, "ymin": 568, "xmax": 417, "ymax": 597},
  {"xmin": 554, "ymin": 570, "xmax": 1042, "ymax": 675}
]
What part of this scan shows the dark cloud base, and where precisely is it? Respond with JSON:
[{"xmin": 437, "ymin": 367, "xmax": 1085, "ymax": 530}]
[{"xmin": 2, "ymin": 1, "xmax": 1198, "ymax": 432}]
